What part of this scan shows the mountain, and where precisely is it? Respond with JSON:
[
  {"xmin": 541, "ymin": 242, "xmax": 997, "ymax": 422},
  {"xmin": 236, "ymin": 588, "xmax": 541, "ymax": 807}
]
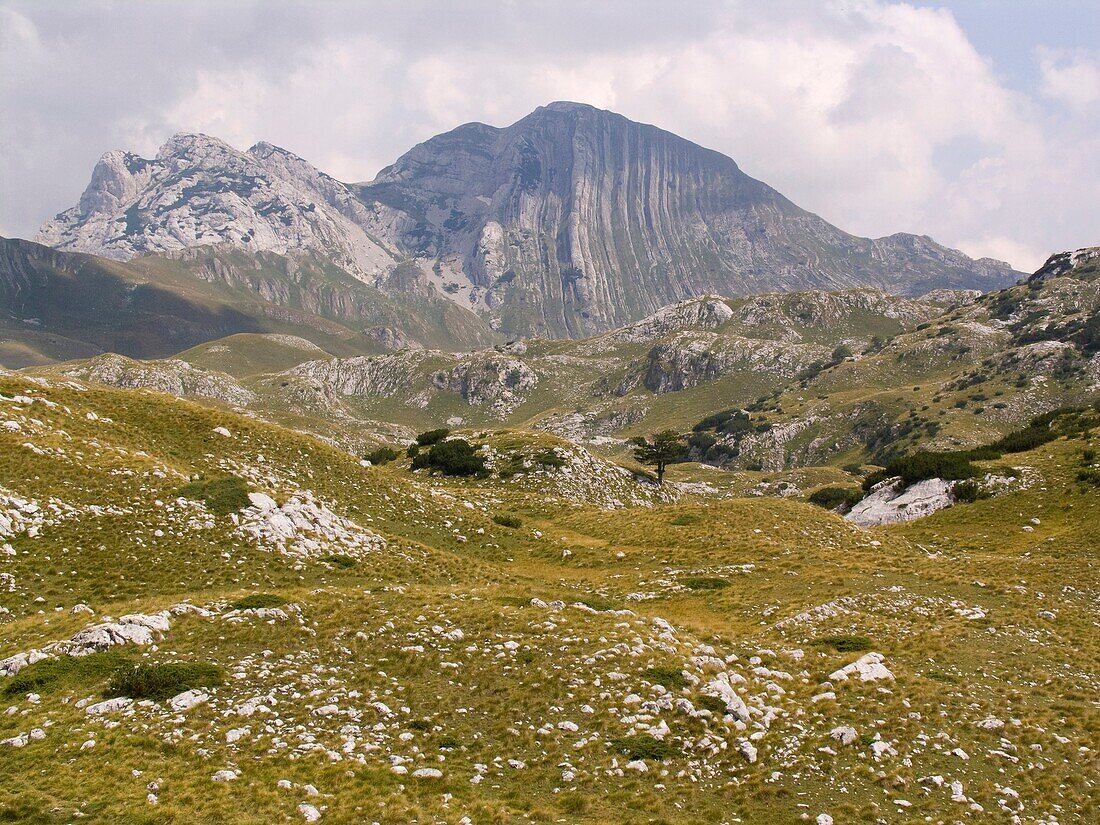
[{"xmin": 37, "ymin": 103, "xmax": 1022, "ymax": 339}]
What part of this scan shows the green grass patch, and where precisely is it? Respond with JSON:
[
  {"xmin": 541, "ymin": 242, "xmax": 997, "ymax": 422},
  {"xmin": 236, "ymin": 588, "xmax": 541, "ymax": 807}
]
[
  {"xmin": 177, "ymin": 475, "xmax": 250, "ymax": 515},
  {"xmin": 681, "ymin": 576, "xmax": 730, "ymax": 591},
  {"xmin": 105, "ymin": 662, "xmax": 223, "ymax": 702},
  {"xmin": 642, "ymin": 665, "xmax": 687, "ymax": 689},
  {"xmin": 492, "ymin": 513, "xmax": 522, "ymax": 528},
  {"xmin": 320, "ymin": 554, "xmax": 357, "ymax": 569},
  {"xmin": 696, "ymin": 694, "xmax": 729, "ymax": 715},
  {"xmin": 814, "ymin": 634, "xmax": 873, "ymax": 653},
  {"xmin": 669, "ymin": 514, "xmax": 700, "ymax": 526},
  {"xmin": 2, "ymin": 650, "xmax": 130, "ymax": 698},
  {"xmin": 610, "ymin": 734, "xmax": 680, "ymax": 761}
]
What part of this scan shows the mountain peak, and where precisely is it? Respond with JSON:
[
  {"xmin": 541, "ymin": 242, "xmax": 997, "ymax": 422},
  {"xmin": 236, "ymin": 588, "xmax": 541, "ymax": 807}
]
[{"xmin": 37, "ymin": 104, "xmax": 1023, "ymax": 338}]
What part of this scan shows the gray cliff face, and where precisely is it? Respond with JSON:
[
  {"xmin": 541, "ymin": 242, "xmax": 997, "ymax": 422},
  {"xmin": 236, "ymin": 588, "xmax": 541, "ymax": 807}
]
[
  {"xmin": 37, "ymin": 134, "xmax": 398, "ymax": 279},
  {"xmin": 356, "ymin": 102, "xmax": 1020, "ymax": 338},
  {"xmin": 37, "ymin": 103, "xmax": 1023, "ymax": 341}
]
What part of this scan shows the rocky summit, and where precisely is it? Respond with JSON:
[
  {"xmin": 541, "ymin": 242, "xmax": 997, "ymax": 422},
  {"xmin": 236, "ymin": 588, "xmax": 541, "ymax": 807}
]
[{"xmin": 37, "ymin": 103, "xmax": 1021, "ymax": 339}]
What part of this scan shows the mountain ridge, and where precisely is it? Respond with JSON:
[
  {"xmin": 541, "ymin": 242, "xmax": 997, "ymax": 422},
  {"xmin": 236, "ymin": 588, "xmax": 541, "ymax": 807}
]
[{"xmin": 36, "ymin": 103, "xmax": 1022, "ymax": 339}]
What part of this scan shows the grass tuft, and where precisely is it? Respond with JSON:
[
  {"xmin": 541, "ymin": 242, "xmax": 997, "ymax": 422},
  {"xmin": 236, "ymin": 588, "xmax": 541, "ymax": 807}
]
[
  {"xmin": 105, "ymin": 662, "xmax": 223, "ymax": 702},
  {"xmin": 177, "ymin": 475, "xmax": 250, "ymax": 515}
]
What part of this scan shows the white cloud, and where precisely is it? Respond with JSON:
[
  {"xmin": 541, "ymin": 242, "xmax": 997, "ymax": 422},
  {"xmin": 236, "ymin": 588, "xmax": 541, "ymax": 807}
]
[
  {"xmin": 0, "ymin": 0, "xmax": 1095, "ymax": 272},
  {"xmin": 1038, "ymin": 47, "xmax": 1100, "ymax": 114}
]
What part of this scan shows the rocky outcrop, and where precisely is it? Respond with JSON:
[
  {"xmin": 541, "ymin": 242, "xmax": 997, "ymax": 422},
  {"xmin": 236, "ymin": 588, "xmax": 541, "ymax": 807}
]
[
  {"xmin": 845, "ymin": 478, "xmax": 955, "ymax": 526},
  {"xmin": 642, "ymin": 332, "xmax": 823, "ymax": 393},
  {"xmin": 1029, "ymin": 247, "xmax": 1100, "ymax": 282},
  {"xmin": 431, "ymin": 355, "xmax": 538, "ymax": 411},
  {"xmin": 61, "ymin": 353, "xmax": 255, "ymax": 407}
]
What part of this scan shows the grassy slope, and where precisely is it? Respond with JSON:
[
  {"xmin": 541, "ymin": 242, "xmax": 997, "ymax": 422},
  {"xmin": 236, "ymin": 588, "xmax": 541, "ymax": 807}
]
[{"xmin": 1, "ymin": 374, "xmax": 1097, "ymax": 823}]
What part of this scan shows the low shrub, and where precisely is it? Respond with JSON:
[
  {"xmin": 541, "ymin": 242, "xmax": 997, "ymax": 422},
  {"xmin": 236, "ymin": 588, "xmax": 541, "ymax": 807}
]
[
  {"xmin": 681, "ymin": 577, "xmax": 730, "ymax": 591},
  {"xmin": 492, "ymin": 513, "xmax": 522, "ymax": 528},
  {"xmin": 534, "ymin": 449, "xmax": 565, "ymax": 468},
  {"xmin": 808, "ymin": 486, "xmax": 863, "ymax": 510},
  {"xmin": 577, "ymin": 595, "xmax": 618, "ymax": 611},
  {"xmin": 320, "ymin": 554, "xmax": 356, "ymax": 569},
  {"xmin": 814, "ymin": 634, "xmax": 873, "ymax": 653},
  {"xmin": 670, "ymin": 514, "xmax": 699, "ymax": 526},
  {"xmin": 863, "ymin": 451, "xmax": 978, "ymax": 491},
  {"xmin": 642, "ymin": 666, "xmax": 687, "ymax": 690},
  {"xmin": 410, "ymin": 438, "xmax": 488, "ymax": 477},
  {"xmin": 177, "ymin": 475, "xmax": 250, "ymax": 515},
  {"xmin": 952, "ymin": 479, "xmax": 990, "ymax": 503},
  {"xmin": 231, "ymin": 594, "xmax": 288, "ymax": 610},
  {"xmin": 363, "ymin": 446, "xmax": 398, "ymax": 465},
  {"xmin": 1077, "ymin": 468, "xmax": 1100, "ymax": 487},
  {"xmin": 610, "ymin": 734, "xmax": 680, "ymax": 761},
  {"xmin": 105, "ymin": 662, "xmax": 223, "ymax": 702},
  {"xmin": 695, "ymin": 694, "xmax": 728, "ymax": 715},
  {"xmin": 415, "ymin": 428, "xmax": 450, "ymax": 447}
]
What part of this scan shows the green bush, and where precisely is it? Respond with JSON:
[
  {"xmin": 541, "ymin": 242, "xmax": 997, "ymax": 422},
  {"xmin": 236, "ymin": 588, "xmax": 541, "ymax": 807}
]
[
  {"xmin": 693, "ymin": 409, "xmax": 750, "ymax": 435},
  {"xmin": 415, "ymin": 428, "xmax": 450, "ymax": 447},
  {"xmin": 231, "ymin": 594, "xmax": 288, "ymax": 610},
  {"xmin": 863, "ymin": 451, "xmax": 978, "ymax": 491},
  {"xmin": 952, "ymin": 479, "xmax": 990, "ymax": 503},
  {"xmin": 363, "ymin": 446, "xmax": 398, "ymax": 465},
  {"xmin": 1077, "ymin": 468, "xmax": 1100, "ymax": 487},
  {"xmin": 814, "ymin": 634, "xmax": 873, "ymax": 653},
  {"xmin": 808, "ymin": 486, "xmax": 863, "ymax": 510},
  {"xmin": 410, "ymin": 438, "xmax": 488, "ymax": 477},
  {"xmin": 610, "ymin": 734, "xmax": 680, "ymax": 761},
  {"xmin": 534, "ymin": 449, "xmax": 565, "ymax": 468},
  {"xmin": 320, "ymin": 554, "xmax": 357, "ymax": 569},
  {"xmin": 177, "ymin": 475, "xmax": 250, "ymax": 515},
  {"xmin": 492, "ymin": 513, "xmax": 522, "ymax": 528},
  {"xmin": 695, "ymin": 694, "xmax": 729, "ymax": 715},
  {"xmin": 642, "ymin": 666, "xmax": 687, "ymax": 690},
  {"xmin": 681, "ymin": 577, "xmax": 730, "ymax": 591},
  {"xmin": 105, "ymin": 662, "xmax": 223, "ymax": 702},
  {"xmin": 669, "ymin": 514, "xmax": 699, "ymax": 526}
]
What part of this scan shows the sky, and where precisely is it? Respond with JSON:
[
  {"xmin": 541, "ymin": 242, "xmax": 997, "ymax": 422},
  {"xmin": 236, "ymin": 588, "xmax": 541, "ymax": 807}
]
[{"xmin": 1, "ymin": 0, "xmax": 1097, "ymax": 272}]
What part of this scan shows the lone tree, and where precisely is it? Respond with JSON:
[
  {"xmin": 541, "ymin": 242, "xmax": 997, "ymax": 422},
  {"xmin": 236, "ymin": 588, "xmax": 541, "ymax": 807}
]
[{"xmin": 629, "ymin": 430, "xmax": 686, "ymax": 484}]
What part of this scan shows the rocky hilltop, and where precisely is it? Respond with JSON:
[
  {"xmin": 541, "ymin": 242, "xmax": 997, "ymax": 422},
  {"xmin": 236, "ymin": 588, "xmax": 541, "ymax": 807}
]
[{"xmin": 37, "ymin": 103, "xmax": 1022, "ymax": 340}]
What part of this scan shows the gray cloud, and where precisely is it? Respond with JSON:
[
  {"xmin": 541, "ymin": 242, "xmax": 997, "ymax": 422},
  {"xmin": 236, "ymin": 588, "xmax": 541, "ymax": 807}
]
[{"xmin": 1, "ymin": 0, "xmax": 1095, "ymax": 271}]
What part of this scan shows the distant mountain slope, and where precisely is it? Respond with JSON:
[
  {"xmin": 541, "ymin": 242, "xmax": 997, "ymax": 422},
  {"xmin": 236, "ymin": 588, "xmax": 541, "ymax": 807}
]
[
  {"xmin": 0, "ymin": 238, "xmax": 496, "ymax": 368},
  {"xmin": 38, "ymin": 103, "xmax": 1022, "ymax": 339}
]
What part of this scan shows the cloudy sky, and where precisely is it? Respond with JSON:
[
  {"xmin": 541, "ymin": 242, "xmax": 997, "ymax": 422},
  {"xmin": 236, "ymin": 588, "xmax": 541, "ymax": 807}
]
[{"xmin": 1, "ymin": 0, "xmax": 1097, "ymax": 271}]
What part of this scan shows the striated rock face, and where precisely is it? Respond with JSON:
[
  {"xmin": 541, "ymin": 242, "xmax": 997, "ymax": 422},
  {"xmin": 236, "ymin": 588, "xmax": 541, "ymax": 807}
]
[
  {"xmin": 37, "ymin": 134, "xmax": 398, "ymax": 279},
  {"xmin": 357, "ymin": 102, "xmax": 1020, "ymax": 337},
  {"xmin": 38, "ymin": 103, "xmax": 1022, "ymax": 341}
]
